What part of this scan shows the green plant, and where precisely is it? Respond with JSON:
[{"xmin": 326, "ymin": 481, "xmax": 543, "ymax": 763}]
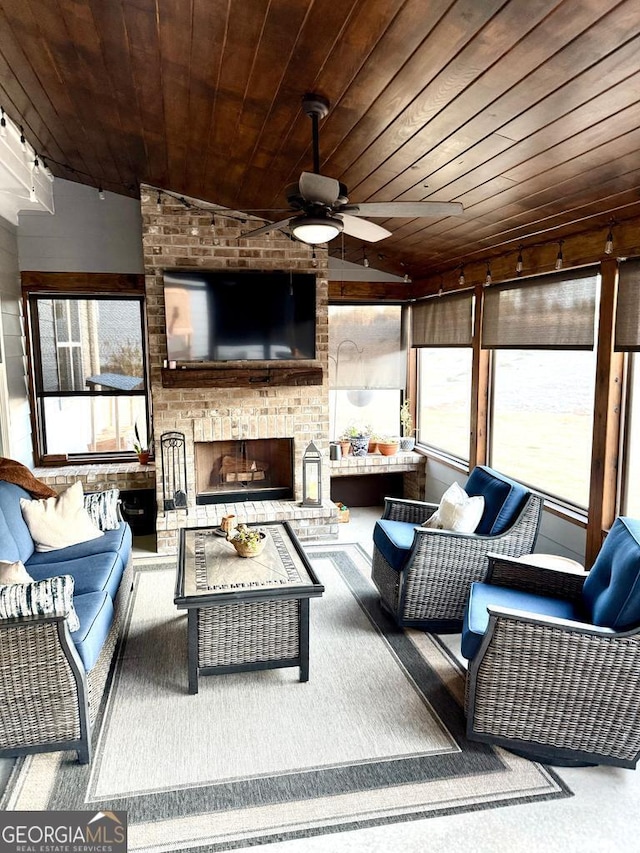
[
  {"xmin": 400, "ymin": 400, "xmax": 414, "ymax": 437},
  {"xmin": 133, "ymin": 422, "xmax": 148, "ymax": 454},
  {"xmin": 341, "ymin": 421, "xmax": 372, "ymax": 439},
  {"xmin": 378, "ymin": 435, "xmax": 400, "ymax": 444},
  {"xmin": 231, "ymin": 525, "xmax": 265, "ymax": 546}
]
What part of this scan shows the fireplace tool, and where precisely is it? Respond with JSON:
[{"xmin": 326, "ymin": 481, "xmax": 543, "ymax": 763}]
[{"xmin": 160, "ymin": 431, "xmax": 188, "ymax": 511}]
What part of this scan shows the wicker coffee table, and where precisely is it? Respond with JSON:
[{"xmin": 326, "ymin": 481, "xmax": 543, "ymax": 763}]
[{"xmin": 174, "ymin": 522, "xmax": 324, "ymax": 694}]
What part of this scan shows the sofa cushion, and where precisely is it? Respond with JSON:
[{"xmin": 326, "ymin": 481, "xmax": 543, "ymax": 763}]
[
  {"xmin": 27, "ymin": 550, "xmax": 125, "ymax": 601},
  {"xmin": 461, "ymin": 581, "xmax": 581, "ymax": 660},
  {"xmin": 0, "ymin": 481, "xmax": 36, "ymax": 564},
  {"xmin": 72, "ymin": 591, "xmax": 114, "ymax": 672},
  {"xmin": 582, "ymin": 517, "xmax": 640, "ymax": 631},
  {"xmin": 0, "ymin": 574, "xmax": 79, "ymax": 632},
  {"xmin": 20, "ymin": 481, "xmax": 104, "ymax": 552},
  {"xmin": 373, "ymin": 519, "xmax": 417, "ymax": 572},
  {"xmin": 464, "ymin": 466, "xmax": 530, "ymax": 536},
  {"xmin": 26, "ymin": 522, "xmax": 132, "ymax": 573}
]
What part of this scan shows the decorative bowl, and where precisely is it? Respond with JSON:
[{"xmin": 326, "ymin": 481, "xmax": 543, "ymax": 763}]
[{"xmin": 231, "ymin": 531, "xmax": 267, "ymax": 557}]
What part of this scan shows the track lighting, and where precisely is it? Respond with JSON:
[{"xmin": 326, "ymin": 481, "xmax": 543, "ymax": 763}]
[
  {"xmin": 555, "ymin": 240, "xmax": 564, "ymax": 270},
  {"xmin": 458, "ymin": 264, "xmax": 465, "ymax": 287},
  {"xmin": 605, "ymin": 221, "xmax": 614, "ymax": 255},
  {"xmin": 516, "ymin": 246, "xmax": 524, "ymax": 275}
]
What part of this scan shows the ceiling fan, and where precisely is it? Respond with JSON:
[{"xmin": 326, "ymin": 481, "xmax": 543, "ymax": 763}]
[{"xmin": 242, "ymin": 93, "xmax": 463, "ymax": 246}]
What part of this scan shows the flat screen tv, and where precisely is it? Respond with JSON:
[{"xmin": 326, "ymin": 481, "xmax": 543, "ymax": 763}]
[{"xmin": 164, "ymin": 270, "xmax": 316, "ymax": 362}]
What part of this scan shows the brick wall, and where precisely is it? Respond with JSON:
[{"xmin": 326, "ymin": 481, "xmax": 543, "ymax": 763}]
[{"xmin": 140, "ymin": 185, "xmax": 332, "ymax": 553}]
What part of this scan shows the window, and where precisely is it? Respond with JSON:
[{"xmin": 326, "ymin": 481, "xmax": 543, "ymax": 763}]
[
  {"xmin": 490, "ymin": 350, "xmax": 596, "ymax": 506},
  {"xmin": 28, "ymin": 294, "xmax": 149, "ymax": 461},
  {"xmin": 417, "ymin": 348, "xmax": 472, "ymax": 461}
]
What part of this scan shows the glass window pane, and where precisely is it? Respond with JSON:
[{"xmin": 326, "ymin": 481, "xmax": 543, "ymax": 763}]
[
  {"xmin": 623, "ymin": 354, "xmax": 640, "ymax": 516},
  {"xmin": 417, "ymin": 348, "xmax": 472, "ymax": 460},
  {"xmin": 490, "ymin": 350, "xmax": 595, "ymax": 506},
  {"xmin": 43, "ymin": 396, "xmax": 147, "ymax": 454},
  {"xmin": 330, "ymin": 389, "xmax": 401, "ymax": 442},
  {"xmin": 37, "ymin": 298, "xmax": 145, "ymax": 393}
]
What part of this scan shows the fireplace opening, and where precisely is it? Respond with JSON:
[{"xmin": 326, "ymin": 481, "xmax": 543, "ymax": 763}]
[{"xmin": 195, "ymin": 438, "xmax": 294, "ymax": 504}]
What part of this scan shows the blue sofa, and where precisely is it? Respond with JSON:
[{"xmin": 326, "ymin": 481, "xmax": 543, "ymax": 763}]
[{"xmin": 0, "ymin": 481, "xmax": 133, "ymax": 764}]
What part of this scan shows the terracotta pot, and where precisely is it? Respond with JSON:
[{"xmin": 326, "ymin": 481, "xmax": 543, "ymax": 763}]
[
  {"xmin": 137, "ymin": 451, "xmax": 150, "ymax": 465},
  {"xmin": 339, "ymin": 440, "xmax": 352, "ymax": 457},
  {"xmin": 377, "ymin": 442, "xmax": 399, "ymax": 456},
  {"xmin": 368, "ymin": 440, "xmax": 378, "ymax": 454}
]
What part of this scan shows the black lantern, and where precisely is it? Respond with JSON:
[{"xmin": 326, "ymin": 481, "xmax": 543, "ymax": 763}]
[{"xmin": 301, "ymin": 441, "xmax": 322, "ymax": 507}]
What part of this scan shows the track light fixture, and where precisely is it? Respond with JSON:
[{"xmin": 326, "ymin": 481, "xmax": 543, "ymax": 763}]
[
  {"xmin": 555, "ymin": 240, "xmax": 564, "ymax": 270},
  {"xmin": 516, "ymin": 246, "xmax": 524, "ymax": 275}
]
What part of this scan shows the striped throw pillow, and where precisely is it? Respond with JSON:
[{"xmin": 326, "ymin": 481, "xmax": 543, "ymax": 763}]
[
  {"xmin": 0, "ymin": 574, "xmax": 79, "ymax": 632},
  {"xmin": 84, "ymin": 488, "xmax": 120, "ymax": 531}
]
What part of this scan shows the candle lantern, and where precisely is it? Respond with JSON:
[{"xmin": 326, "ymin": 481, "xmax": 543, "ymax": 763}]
[{"xmin": 301, "ymin": 441, "xmax": 322, "ymax": 507}]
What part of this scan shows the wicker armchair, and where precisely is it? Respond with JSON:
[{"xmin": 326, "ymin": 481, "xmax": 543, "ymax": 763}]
[
  {"xmin": 371, "ymin": 466, "xmax": 542, "ymax": 632},
  {"xmin": 463, "ymin": 517, "xmax": 640, "ymax": 768}
]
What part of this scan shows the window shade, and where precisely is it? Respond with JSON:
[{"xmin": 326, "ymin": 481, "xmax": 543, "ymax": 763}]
[
  {"xmin": 329, "ymin": 304, "xmax": 405, "ymax": 389},
  {"xmin": 411, "ymin": 291, "xmax": 473, "ymax": 347},
  {"xmin": 615, "ymin": 259, "xmax": 640, "ymax": 351},
  {"xmin": 482, "ymin": 268, "xmax": 598, "ymax": 350}
]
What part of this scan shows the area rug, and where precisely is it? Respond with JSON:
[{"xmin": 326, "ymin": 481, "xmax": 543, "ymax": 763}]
[{"xmin": 2, "ymin": 544, "xmax": 570, "ymax": 850}]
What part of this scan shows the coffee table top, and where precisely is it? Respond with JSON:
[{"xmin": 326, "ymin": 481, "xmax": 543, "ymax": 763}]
[{"xmin": 174, "ymin": 522, "xmax": 323, "ymax": 606}]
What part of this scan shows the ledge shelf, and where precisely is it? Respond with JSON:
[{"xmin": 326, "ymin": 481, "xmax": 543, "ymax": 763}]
[{"xmin": 161, "ymin": 365, "xmax": 323, "ymax": 388}]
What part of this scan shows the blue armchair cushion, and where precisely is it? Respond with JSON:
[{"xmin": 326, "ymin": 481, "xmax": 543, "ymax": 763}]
[
  {"xmin": 465, "ymin": 466, "xmax": 530, "ymax": 536},
  {"xmin": 582, "ymin": 517, "xmax": 640, "ymax": 631},
  {"xmin": 26, "ymin": 522, "xmax": 132, "ymax": 572},
  {"xmin": 461, "ymin": 581, "xmax": 581, "ymax": 660},
  {"xmin": 72, "ymin": 591, "xmax": 114, "ymax": 672},
  {"xmin": 0, "ymin": 482, "xmax": 36, "ymax": 564},
  {"xmin": 373, "ymin": 519, "xmax": 418, "ymax": 572}
]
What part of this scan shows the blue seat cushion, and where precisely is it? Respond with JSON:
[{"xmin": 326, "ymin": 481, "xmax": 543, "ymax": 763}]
[
  {"xmin": 71, "ymin": 591, "xmax": 114, "ymax": 672},
  {"xmin": 27, "ymin": 550, "xmax": 125, "ymax": 600},
  {"xmin": 26, "ymin": 522, "xmax": 131, "ymax": 572},
  {"xmin": 0, "ymin": 481, "xmax": 35, "ymax": 564},
  {"xmin": 465, "ymin": 466, "xmax": 530, "ymax": 536},
  {"xmin": 373, "ymin": 519, "xmax": 418, "ymax": 572},
  {"xmin": 582, "ymin": 517, "xmax": 640, "ymax": 631},
  {"xmin": 461, "ymin": 581, "xmax": 581, "ymax": 660}
]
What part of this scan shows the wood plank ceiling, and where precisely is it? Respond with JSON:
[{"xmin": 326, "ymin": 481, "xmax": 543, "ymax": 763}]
[{"xmin": 0, "ymin": 0, "xmax": 638, "ymax": 281}]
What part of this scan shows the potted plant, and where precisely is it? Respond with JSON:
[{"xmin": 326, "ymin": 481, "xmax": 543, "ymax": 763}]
[
  {"xmin": 133, "ymin": 423, "xmax": 151, "ymax": 465},
  {"xmin": 377, "ymin": 435, "xmax": 400, "ymax": 456},
  {"xmin": 343, "ymin": 422, "xmax": 372, "ymax": 457},
  {"xmin": 230, "ymin": 524, "xmax": 267, "ymax": 557},
  {"xmin": 368, "ymin": 432, "xmax": 381, "ymax": 454},
  {"xmin": 399, "ymin": 400, "xmax": 416, "ymax": 451}
]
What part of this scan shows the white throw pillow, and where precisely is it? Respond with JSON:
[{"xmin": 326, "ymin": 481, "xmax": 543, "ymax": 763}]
[
  {"xmin": 0, "ymin": 559, "xmax": 33, "ymax": 585},
  {"xmin": 423, "ymin": 482, "xmax": 485, "ymax": 533},
  {"xmin": 20, "ymin": 481, "xmax": 104, "ymax": 552}
]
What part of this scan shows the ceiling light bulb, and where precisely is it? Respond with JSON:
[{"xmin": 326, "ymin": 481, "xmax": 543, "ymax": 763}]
[
  {"xmin": 555, "ymin": 242, "xmax": 564, "ymax": 270},
  {"xmin": 291, "ymin": 215, "xmax": 343, "ymax": 245},
  {"xmin": 458, "ymin": 266, "xmax": 465, "ymax": 287},
  {"xmin": 605, "ymin": 229, "xmax": 614, "ymax": 255},
  {"xmin": 0, "ymin": 109, "xmax": 6, "ymax": 138},
  {"xmin": 363, "ymin": 256, "xmax": 369, "ymax": 268},
  {"xmin": 485, "ymin": 264, "xmax": 492, "ymax": 285},
  {"xmin": 403, "ymin": 273, "xmax": 410, "ymax": 283},
  {"xmin": 98, "ymin": 187, "xmax": 105, "ymax": 200},
  {"xmin": 156, "ymin": 191, "xmax": 162, "ymax": 211},
  {"xmin": 32, "ymin": 155, "xmax": 40, "ymax": 174},
  {"xmin": 19, "ymin": 126, "xmax": 26, "ymax": 153},
  {"xmin": 516, "ymin": 248, "xmax": 524, "ymax": 274}
]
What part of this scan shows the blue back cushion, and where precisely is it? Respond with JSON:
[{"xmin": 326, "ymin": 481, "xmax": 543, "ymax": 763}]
[
  {"xmin": 0, "ymin": 481, "xmax": 35, "ymax": 563},
  {"xmin": 464, "ymin": 466, "xmax": 530, "ymax": 535},
  {"xmin": 582, "ymin": 517, "xmax": 640, "ymax": 630}
]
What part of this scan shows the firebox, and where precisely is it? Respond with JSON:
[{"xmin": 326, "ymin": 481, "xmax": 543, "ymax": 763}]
[{"xmin": 195, "ymin": 438, "xmax": 294, "ymax": 504}]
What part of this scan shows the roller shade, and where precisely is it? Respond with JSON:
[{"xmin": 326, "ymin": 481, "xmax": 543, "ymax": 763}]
[
  {"xmin": 615, "ymin": 259, "xmax": 640, "ymax": 351},
  {"xmin": 329, "ymin": 304, "xmax": 405, "ymax": 389},
  {"xmin": 411, "ymin": 291, "xmax": 474, "ymax": 347},
  {"xmin": 482, "ymin": 268, "xmax": 598, "ymax": 350}
]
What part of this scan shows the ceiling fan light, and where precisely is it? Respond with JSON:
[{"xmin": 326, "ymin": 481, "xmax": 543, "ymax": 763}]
[{"xmin": 291, "ymin": 215, "xmax": 343, "ymax": 245}]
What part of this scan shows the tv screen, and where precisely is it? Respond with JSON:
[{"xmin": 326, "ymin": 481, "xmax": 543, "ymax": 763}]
[{"xmin": 164, "ymin": 270, "xmax": 316, "ymax": 362}]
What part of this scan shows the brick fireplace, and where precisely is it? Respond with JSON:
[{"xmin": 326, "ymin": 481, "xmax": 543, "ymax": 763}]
[{"xmin": 140, "ymin": 185, "xmax": 336, "ymax": 554}]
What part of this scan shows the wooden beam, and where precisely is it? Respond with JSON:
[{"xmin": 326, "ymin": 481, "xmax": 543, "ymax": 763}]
[
  {"xmin": 585, "ymin": 256, "xmax": 623, "ymax": 567},
  {"xmin": 469, "ymin": 284, "xmax": 489, "ymax": 468},
  {"xmin": 21, "ymin": 271, "xmax": 145, "ymax": 294}
]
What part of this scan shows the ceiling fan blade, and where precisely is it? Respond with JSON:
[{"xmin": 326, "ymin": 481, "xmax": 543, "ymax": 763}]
[
  {"xmin": 242, "ymin": 217, "xmax": 294, "ymax": 238},
  {"xmin": 338, "ymin": 213, "xmax": 391, "ymax": 242},
  {"xmin": 299, "ymin": 171, "xmax": 340, "ymax": 206},
  {"xmin": 343, "ymin": 201, "xmax": 464, "ymax": 217}
]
